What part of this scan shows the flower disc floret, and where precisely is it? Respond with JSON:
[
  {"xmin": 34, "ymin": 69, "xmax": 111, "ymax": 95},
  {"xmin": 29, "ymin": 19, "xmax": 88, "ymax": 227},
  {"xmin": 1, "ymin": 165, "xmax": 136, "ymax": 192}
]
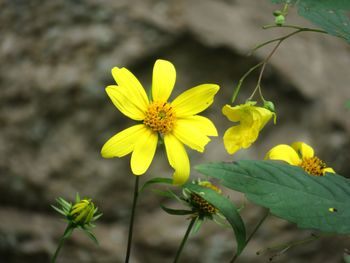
[
  {"xmin": 143, "ymin": 101, "xmax": 176, "ymax": 134},
  {"xmin": 300, "ymin": 156, "xmax": 327, "ymax": 176}
]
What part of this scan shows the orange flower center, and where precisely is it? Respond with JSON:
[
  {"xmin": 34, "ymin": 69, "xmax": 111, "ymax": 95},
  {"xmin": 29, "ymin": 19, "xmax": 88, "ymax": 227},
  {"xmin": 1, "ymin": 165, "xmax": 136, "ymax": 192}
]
[
  {"xmin": 190, "ymin": 193, "xmax": 217, "ymax": 215},
  {"xmin": 300, "ymin": 156, "xmax": 327, "ymax": 176},
  {"xmin": 143, "ymin": 101, "xmax": 176, "ymax": 134}
]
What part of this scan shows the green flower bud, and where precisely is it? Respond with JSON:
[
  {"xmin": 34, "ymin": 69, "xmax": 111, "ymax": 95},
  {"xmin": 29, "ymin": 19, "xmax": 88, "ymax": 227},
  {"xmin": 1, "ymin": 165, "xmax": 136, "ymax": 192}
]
[
  {"xmin": 275, "ymin": 15, "xmax": 285, "ymax": 26},
  {"xmin": 69, "ymin": 199, "xmax": 96, "ymax": 225},
  {"xmin": 263, "ymin": 100, "xmax": 276, "ymax": 113}
]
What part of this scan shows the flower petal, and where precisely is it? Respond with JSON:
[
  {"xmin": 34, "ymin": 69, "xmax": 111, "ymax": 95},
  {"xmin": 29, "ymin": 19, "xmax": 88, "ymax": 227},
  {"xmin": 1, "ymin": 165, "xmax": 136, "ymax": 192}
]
[
  {"xmin": 223, "ymin": 125, "xmax": 259, "ymax": 155},
  {"xmin": 171, "ymin": 84, "xmax": 220, "ymax": 117},
  {"xmin": 291, "ymin": 142, "xmax": 314, "ymax": 158},
  {"xmin": 109, "ymin": 67, "xmax": 149, "ymax": 119},
  {"xmin": 182, "ymin": 115, "xmax": 218, "ymax": 136},
  {"xmin": 252, "ymin": 107, "xmax": 274, "ymax": 130},
  {"xmin": 101, "ymin": 124, "xmax": 146, "ymax": 158},
  {"xmin": 152, "ymin": 59, "xmax": 176, "ymax": 102},
  {"xmin": 323, "ymin": 167, "xmax": 335, "ymax": 174},
  {"xmin": 164, "ymin": 134, "xmax": 190, "ymax": 185},
  {"xmin": 172, "ymin": 118, "xmax": 212, "ymax": 152},
  {"xmin": 106, "ymin": 85, "xmax": 147, "ymax": 121},
  {"xmin": 131, "ymin": 127, "xmax": 158, "ymax": 175},
  {"xmin": 222, "ymin": 104, "xmax": 242, "ymax": 122},
  {"xmin": 265, "ymin": 144, "xmax": 301, "ymax": 165}
]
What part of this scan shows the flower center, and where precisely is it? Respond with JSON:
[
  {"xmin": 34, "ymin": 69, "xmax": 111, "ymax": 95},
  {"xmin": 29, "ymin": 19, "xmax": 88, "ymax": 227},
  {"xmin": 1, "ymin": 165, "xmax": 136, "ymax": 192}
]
[
  {"xmin": 190, "ymin": 193, "xmax": 217, "ymax": 215},
  {"xmin": 143, "ymin": 101, "xmax": 176, "ymax": 134},
  {"xmin": 300, "ymin": 156, "xmax": 327, "ymax": 176}
]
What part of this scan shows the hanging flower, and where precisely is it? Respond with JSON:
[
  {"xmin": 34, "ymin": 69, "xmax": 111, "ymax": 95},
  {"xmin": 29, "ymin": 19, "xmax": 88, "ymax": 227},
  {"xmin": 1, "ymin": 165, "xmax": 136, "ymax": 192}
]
[
  {"xmin": 265, "ymin": 141, "xmax": 335, "ymax": 176},
  {"xmin": 222, "ymin": 103, "xmax": 275, "ymax": 155},
  {"xmin": 101, "ymin": 59, "xmax": 219, "ymax": 185}
]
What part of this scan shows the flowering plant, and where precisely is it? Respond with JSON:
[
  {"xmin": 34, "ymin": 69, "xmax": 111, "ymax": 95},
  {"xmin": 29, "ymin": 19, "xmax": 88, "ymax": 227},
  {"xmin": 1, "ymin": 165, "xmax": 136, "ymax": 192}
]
[{"xmin": 49, "ymin": 1, "xmax": 350, "ymax": 262}]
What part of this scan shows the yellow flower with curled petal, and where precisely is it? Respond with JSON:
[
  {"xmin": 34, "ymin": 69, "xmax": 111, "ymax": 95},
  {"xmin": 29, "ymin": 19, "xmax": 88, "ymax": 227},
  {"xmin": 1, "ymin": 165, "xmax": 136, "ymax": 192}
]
[
  {"xmin": 222, "ymin": 103, "xmax": 275, "ymax": 155},
  {"xmin": 101, "ymin": 59, "xmax": 219, "ymax": 185},
  {"xmin": 265, "ymin": 141, "xmax": 335, "ymax": 176}
]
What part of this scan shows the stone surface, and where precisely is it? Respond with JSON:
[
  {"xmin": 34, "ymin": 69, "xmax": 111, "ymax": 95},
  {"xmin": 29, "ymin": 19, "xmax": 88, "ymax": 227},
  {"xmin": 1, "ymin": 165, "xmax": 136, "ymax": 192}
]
[{"xmin": 0, "ymin": 0, "xmax": 349, "ymax": 262}]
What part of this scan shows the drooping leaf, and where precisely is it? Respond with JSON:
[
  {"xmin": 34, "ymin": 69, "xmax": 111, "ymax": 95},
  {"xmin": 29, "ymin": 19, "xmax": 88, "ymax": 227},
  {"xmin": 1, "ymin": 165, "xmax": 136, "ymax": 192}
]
[
  {"xmin": 271, "ymin": 0, "xmax": 350, "ymax": 43},
  {"xmin": 195, "ymin": 160, "xmax": 350, "ymax": 234},
  {"xmin": 160, "ymin": 205, "xmax": 193, "ymax": 216},
  {"xmin": 139, "ymin": 177, "xmax": 173, "ymax": 193},
  {"xmin": 184, "ymin": 183, "xmax": 246, "ymax": 255}
]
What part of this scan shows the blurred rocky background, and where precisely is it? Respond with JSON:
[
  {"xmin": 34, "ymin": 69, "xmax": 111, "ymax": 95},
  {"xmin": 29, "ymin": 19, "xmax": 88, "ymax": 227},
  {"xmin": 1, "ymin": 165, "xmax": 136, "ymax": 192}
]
[{"xmin": 0, "ymin": 0, "xmax": 349, "ymax": 262}]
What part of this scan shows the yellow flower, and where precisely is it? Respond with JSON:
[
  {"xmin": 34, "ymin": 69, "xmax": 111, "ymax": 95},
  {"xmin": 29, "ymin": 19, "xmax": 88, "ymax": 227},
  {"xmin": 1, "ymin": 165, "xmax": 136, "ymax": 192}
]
[
  {"xmin": 222, "ymin": 103, "xmax": 274, "ymax": 155},
  {"xmin": 101, "ymin": 59, "xmax": 219, "ymax": 185},
  {"xmin": 265, "ymin": 141, "xmax": 335, "ymax": 176}
]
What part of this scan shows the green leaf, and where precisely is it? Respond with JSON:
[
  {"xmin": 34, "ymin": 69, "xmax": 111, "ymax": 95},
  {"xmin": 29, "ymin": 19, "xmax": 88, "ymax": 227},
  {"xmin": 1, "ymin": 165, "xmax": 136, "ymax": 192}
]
[
  {"xmin": 184, "ymin": 183, "xmax": 246, "ymax": 255},
  {"xmin": 83, "ymin": 229, "xmax": 99, "ymax": 245},
  {"xmin": 51, "ymin": 205, "xmax": 67, "ymax": 216},
  {"xmin": 271, "ymin": 0, "xmax": 350, "ymax": 43},
  {"xmin": 344, "ymin": 253, "xmax": 350, "ymax": 263},
  {"xmin": 196, "ymin": 160, "xmax": 350, "ymax": 234},
  {"xmin": 139, "ymin": 177, "xmax": 173, "ymax": 193},
  {"xmin": 346, "ymin": 100, "xmax": 350, "ymax": 109},
  {"xmin": 160, "ymin": 205, "xmax": 193, "ymax": 216}
]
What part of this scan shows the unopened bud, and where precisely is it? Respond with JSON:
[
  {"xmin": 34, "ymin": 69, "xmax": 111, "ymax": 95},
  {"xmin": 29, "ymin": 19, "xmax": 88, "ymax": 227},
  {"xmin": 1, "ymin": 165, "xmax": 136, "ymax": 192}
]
[
  {"xmin": 69, "ymin": 199, "xmax": 96, "ymax": 225},
  {"xmin": 275, "ymin": 15, "xmax": 285, "ymax": 26}
]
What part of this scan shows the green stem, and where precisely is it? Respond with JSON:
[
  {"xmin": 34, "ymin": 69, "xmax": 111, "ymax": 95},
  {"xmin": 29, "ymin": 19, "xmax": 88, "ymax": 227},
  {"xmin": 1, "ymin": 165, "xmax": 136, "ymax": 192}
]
[
  {"xmin": 231, "ymin": 61, "xmax": 264, "ymax": 104},
  {"xmin": 51, "ymin": 225, "xmax": 73, "ymax": 263},
  {"xmin": 263, "ymin": 24, "xmax": 327, "ymax": 33},
  {"xmin": 125, "ymin": 176, "xmax": 140, "ymax": 263},
  {"xmin": 230, "ymin": 210, "xmax": 269, "ymax": 263},
  {"xmin": 173, "ymin": 217, "xmax": 197, "ymax": 263},
  {"xmin": 256, "ymin": 233, "xmax": 320, "ymax": 257}
]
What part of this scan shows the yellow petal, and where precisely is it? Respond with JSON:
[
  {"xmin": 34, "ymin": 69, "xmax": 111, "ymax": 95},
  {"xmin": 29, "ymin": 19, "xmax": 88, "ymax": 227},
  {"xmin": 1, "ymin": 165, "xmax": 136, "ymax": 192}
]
[
  {"xmin": 152, "ymin": 59, "xmax": 176, "ymax": 102},
  {"xmin": 252, "ymin": 107, "xmax": 274, "ymax": 130},
  {"xmin": 291, "ymin": 142, "xmax": 314, "ymax": 158},
  {"xmin": 265, "ymin": 144, "xmax": 301, "ymax": 165},
  {"xmin": 101, "ymin": 124, "xmax": 146, "ymax": 158},
  {"xmin": 164, "ymin": 134, "xmax": 190, "ymax": 185},
  {"xmin": 172, "ymin": 118, "xmax": 212, "ymax": 152},
  {"xmin": 223, "ymin": 125, "xmax": 259, "ymax": 155},
  {"xmin": 110, "ymin": 67, "xmax": 149, "ymax": 119},
  {"xmin": 131, "ymin": 127, "xmax": 158, "ymax": 175},
  {"xmin": 106, "ymin": 85, "xmax": 147, "ymax": 121},
  {"xmin": 222, "ymin": 104, "xmax": 243, "ymax": 122},
  {"xmin": 323, "ymin": 167, "xmax": 335, "ymax": 174},
  {"xmin": 177, "ymin": 115, "xmax": 218, "ymax": 136},
  {"xmin": 171, "ymin": 84, "xmax": 220, "ymax": 117}
]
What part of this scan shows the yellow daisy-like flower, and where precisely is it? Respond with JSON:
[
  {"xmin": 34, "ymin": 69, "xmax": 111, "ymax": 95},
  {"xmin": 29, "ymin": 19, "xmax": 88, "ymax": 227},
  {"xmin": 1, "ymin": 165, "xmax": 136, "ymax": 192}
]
[
  {"xmin": 222, "ymin": 103, "xmax": 275, "ymax": 155},
  {"xmin": 265, "ymin": 141, "xmax": 335, "ymax": 176},
  {"xmin": 101, "ymin": 59, "xmax": 219, "ymax": 185}
]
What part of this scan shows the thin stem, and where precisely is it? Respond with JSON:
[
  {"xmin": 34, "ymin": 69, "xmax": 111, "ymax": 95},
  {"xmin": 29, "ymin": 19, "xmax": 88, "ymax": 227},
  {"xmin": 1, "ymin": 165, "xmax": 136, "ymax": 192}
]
[
  {"xmin": 125, "ymin": 176, "xmax": 140, "ymax": 263},
  {"xmin": 256, "ymin": 233, "xmax": 320, "ymax": 257},
  {"xmin": 230, "ymin": 210, "xmax": 269, "ymax": 263},
  {"xmin": 251, "ymin": 27, "xmax": 326, "ymax": 54},
  {"xmin": 173, "ymin": 217, "xmax": 197, "ymax": 263},
  {"xmin": 263, "ymin": 24, "xmax": 327, "ymax": 33},
  {"xmin": 51, "ymin": 225, "xmax": 73, "ymax": 263},
  {"xmin": 231, "ymin": 61, "xmax": 264, "ymax": 104}
]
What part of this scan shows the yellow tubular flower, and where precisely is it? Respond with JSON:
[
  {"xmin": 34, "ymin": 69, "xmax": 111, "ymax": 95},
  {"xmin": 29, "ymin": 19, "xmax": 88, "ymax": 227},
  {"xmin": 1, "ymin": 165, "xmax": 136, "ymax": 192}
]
[
  {"xmin": 101, "ymin": 59, "xmax": 219, "ymax": 185},
  {"xmin": 265, "ymin": 141, "xmax": 335, "ymax": 176},
  {"xmin": 222, "ymin": 103, "xmax": 274, "ymax": 155}
]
